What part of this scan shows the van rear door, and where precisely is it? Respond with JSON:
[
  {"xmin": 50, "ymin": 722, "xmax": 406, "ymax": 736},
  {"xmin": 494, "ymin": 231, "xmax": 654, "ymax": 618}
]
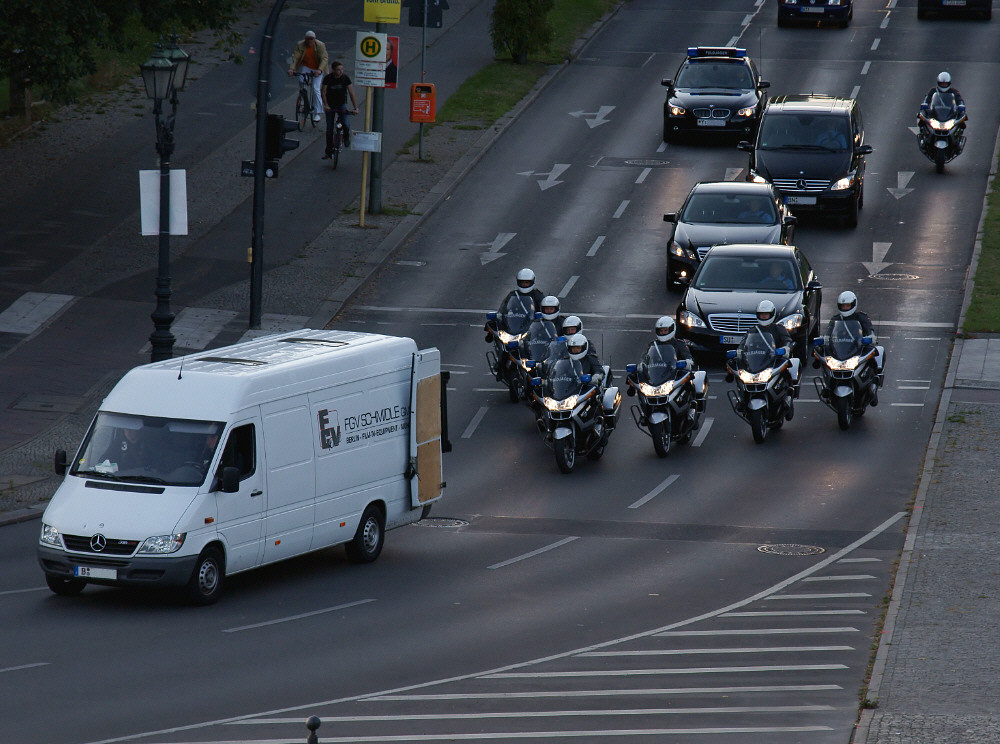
[{"xmin": 409, "ymin": 349, "xmax": 444, "ymax": 509}]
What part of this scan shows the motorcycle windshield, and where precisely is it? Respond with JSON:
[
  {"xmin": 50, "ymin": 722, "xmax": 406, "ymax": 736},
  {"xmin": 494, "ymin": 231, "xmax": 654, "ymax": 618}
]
[
  {"xmin": 501, "ymin": 295, "xmax": 534, "ymax": 335},
  {"xmin": 544, "ymin": 357, "xmax": 584, "ymax": 400},
  {"xmin": 929, "ymin": 91, "xmax": 958, "ymax": 122},
  {"xmin": 825, "ymin": 319, "xmax": 865, "ymax": 360},
  {"xmin": 526, "ymin": 320, "xmax": 558, "ymax": 361},
  {"xmin": 737, "ymin": 328, "xmax": 777, "ymax": 374},
  {"xmin": 641, "ymin": 343, "xmax": 678, "ymax": 386}
]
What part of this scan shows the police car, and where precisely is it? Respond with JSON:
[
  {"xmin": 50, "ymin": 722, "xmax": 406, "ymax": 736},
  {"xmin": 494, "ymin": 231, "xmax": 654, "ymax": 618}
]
[{"xmin": 661, "ymin": 47, "xmax": 770, "ymax": 142}]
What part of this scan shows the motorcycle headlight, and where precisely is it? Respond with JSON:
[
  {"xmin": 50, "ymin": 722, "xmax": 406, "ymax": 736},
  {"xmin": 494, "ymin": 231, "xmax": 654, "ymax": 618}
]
[
  {"xmin": 779, "ymin": 313, "xmax": 803, "ymax": 331},
  {"xmin": 825, "ymin": 355, "xmax": 860, "ymax": 371},
  {"xmin": 669, "ymin": 105, "xmax": 686, "ymax": 117},
  {"xmin": 830, "ymin": 174, "xmax": 854, "ymax": 191},
  {"xmin": 736, "ymin": 106, "xmax": 755, "ymax": 118},
  {"xmin": 40, "ymin": 523, "xmax": 62, "ymax": 547},
  {"xmin": 138, "ymin": 533, "xmax": 186, "ymax": 554},
  {"xmin": 639, "ymin": 380, "xmax": 674, "ymax": 396},
  {"xmin": 929, "ymin": 118, "xmax": 955, "ymax": 130},
  {"xmin": 544, "ymin": 395, "xmax": 578, "ymax": 411},
  {"xmin": 679, "ymin": 310, "xmax": 706, "ymax": 329},
  {"xmin": 738, "ymin": 368, "xmax": 773, "ymax": 384},
  {"xmin": 497, "ymin": 330, "xmax": 526, "ymax": 345},
  {"xmin": 749, "ymin": 171, "xmax": 768, "ymax": 184}
]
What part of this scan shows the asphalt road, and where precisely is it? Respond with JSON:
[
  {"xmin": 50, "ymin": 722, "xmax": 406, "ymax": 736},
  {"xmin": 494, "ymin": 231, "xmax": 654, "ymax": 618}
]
[{"xmin": 1, "ymin": 1, "xmax": 998, "ymax": 743}]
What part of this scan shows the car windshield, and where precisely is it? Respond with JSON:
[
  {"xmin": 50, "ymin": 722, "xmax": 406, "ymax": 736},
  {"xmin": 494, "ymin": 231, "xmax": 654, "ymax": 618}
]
[
  {"xmin": 675, "ymin": 61, "xmax": 754, "ymax": 89},
  {"xmin": 758, "ymin": 113, "xmax": 851, "ymax": 151},
  {"xmin": 681, "ymin": 193, "xmax": 777, "ymax": 225},
  {"xmin": 693, "ymin": 256, "xmax": 800, "ymax": 291},
  {"xmin": 71, "ymin": 412, "xmax": 225, "ymax": 487}
]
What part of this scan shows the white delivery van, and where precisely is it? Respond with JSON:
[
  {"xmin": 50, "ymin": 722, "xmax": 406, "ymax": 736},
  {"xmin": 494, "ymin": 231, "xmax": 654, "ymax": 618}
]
[{"xmin": 37, "ymin": 330, "xmax": 446, "ymax": 604}]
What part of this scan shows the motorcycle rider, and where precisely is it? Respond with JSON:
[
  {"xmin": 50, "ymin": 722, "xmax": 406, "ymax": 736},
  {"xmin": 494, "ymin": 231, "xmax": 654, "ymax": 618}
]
[
  {"xmin": 648, "ymin": 316, "xmax": 693, "ymax": 362},
  {"xmin": 539, "ymin": 295, "xmax": 565, "ymax": 334},
  {"xmin": 496, "ymin": 268, "xmax": 545, "ymax": 314},
  {"xmin": 828, "ymin": 290, "xmax": 884, "ymax": 405},
  {"xmin": 919, "ymin": 71, "xmax": 966, "ymax": 146},
  {"xmin": 750, "ymin": 299, "xmax": 799, "ymax": 417},
  {"xmin": 567, "ymin": 333, "xmax": 606, "ymax": 389}
]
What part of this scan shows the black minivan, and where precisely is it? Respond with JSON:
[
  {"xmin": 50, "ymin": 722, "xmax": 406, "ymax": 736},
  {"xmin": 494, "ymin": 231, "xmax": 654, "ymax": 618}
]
[{"xmin": 738, "ymin": 95, "xmax": 873, "ymax": 228}]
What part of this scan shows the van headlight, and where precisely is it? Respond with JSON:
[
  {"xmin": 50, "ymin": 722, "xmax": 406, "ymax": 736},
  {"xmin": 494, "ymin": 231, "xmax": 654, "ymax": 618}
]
[
  {"xmin": 40, "ymin": 523, "xmax": 62, "ymax": 547},
  {"xmin": 831, "ymin": 174, "xmax": 855, "ymax": 191},
  {"xmin": 138, "ymin": 533, "xmax": 186, "ymax": 554}
]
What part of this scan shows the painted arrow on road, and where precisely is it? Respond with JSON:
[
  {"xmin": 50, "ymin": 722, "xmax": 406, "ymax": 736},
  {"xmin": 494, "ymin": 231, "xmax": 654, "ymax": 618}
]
[
  {"xmin": 862, "ymin": 242, "xmax": 893, "ymax": 276},
  {"xmin": 569, "ymin": 106, "xmax": 615, "ymax": 128},
  {"xmin": 476, "ymin": 232, "xmax": 517, "ymax": 265},
  {"xmin": 887, "ymin": 171, "xmax": 915, "ymax": 200},
  {"xmin": 516, "ymin": 164, "xmax": 570, "ymax": 191}
]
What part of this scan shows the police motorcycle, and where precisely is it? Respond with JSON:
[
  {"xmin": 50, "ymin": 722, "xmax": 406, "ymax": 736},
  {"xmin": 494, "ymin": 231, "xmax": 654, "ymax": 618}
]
[
  {"xmin": 918, "ymin": 91, "xmax": 967, "ymax": 174},
  {"xmin": 811, "ymin": 318, "xmax": 884, "ymax": 430},
  {"xmin": 625, "ymin": 344, "xmax": 708, "ymax": 458},
  {"xmin": 529, "ymin": 355, "xmax": 621, "ymax": 474},
  {"xmin": 485, "ymin": 294, "xmax": 535, "ymax": 402},
  {"xmin": 725, "ymin": 329, "xmax": 799, "ymax": 444},
  {"xmin": 516, "ymin": 314, "xmax": 560, "ymax": 407}
]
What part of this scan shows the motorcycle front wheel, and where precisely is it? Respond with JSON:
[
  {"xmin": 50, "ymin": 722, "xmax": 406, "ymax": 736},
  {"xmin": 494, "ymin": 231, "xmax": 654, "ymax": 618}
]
[
  {"xmin": 651, "ymin": 416, "xmax": 672, "ymax": 458},
  {"xmin": 749, "ymin": 407, "xmax": 768, "ymax": 444},
  {"xmin": 507, "ymin": 373, "xmax": 523, "ymax": 403},
  {"xmin": 836, "ymin": 395, "xmax": 854, "ymax": 430},
  {"xmin": 935, "ymin": 148, "xmax": 946, "ymax": 174},
  {"xmin": 555, "ymin": 435, "xmax": 576, "ymax": 473}
]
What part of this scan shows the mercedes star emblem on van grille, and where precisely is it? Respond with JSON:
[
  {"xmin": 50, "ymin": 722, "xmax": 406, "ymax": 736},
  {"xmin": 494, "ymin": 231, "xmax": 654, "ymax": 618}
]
[{"xmin": 90, "ymin": 534, "xmax": 107, "ymax": 552}]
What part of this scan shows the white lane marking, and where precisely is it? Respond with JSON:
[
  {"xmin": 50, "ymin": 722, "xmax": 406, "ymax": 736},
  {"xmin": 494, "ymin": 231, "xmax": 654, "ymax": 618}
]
[
  {"xmin": 726, "ymin": 36, "xmax": 740, "ymax": 47},
  {"xmin": 863, "ymin": 242, "xmax": 893, "ymax": 275},
  {"xmin": 657, "ymin": 142, "xmax": 667, "ymax": 153},
  {"xmin": 569, "ymin": 106, "xmax": 615, "ymax": 128},
  {"xmin": 558, "ymin": 275, "xmax": 580, "ymax": 298},
  {"xmin": 636, "ymin": 167, "xmax": 652, "ymax": 184},
  {"xmin": 888, "ymin": 171, "xmax": 915, "ymax": 199},
  {"xmin": 629, "ymin": 474, "xmax": 680, "ymax": 509},
  {"xmin": 368, "ymin": 685, "xmax": 843, "ymax": 701},
  {"xmin": 485, "ymin": 664, "xmax": 848, "ymax": 679},
  {"xmin": 479, "ymin": 232, "xmax": 517, "ymax": 265},
  {"xmin": 904, "ymin": 339, "xmax": 939, "ymax": 342},
  {"xmin": 0, "ymin": 292, "xmax": 74, "ymax": 334},
  {"xmin": 97, "ymin": 515, "xmax": 902, "ymax": 744},
  {"xmin": 892, "ymin": 403, "xmax": 924, "ymax": 407},
  {"xmin": 659, "ymin": 627, "xmax": 859, "ymax": 637},
  {"xmin": 871, "ymin": 38, "xmax": 881, "ymax": 50},
  {"xmin": 517, "ymin": 163, "xmax": 570, "ymax": 190},
  {"xmin": 226, "ymin": 727, "xmax": 833, "ymax": 739},
  {"xmin": 587, "ymin": 236, "xmax": 606, "ymax": 257},
  {"xmin": 765, "ymin": 592, "xmax": 871, "ymax": 599},
  {"xmin": 861, "ymin": 61, "xmax": 871, "ymax": 75},
  {"xmin": 579, "ymin": 646, "xmax": 853, "ymax": 657},
  {"xmin": 880, "ymin": 12, "xmax": 890, "ymax": 28},
  {"xmin": 488, "ymin": 537, "xmax": 579, "ymax": 570},
  {"xmin": 724, "ymin": 167, "xmax": 743, "ymax": 181},
  {"xmin": 236, "ymin": 705, "xmax": 834, "ymax": 723},
  {"xmin": 473, "ymin": 388, "xmax": 508, "ymax": 392},
  {"xmin": 898, "ymin": 385, "xmax": 930, "ymax": 390},
  {"xmin": 0, "ymin": 586, "xmax": 47, "ymax": 596},
  {"xmin": 222, "ymin": 599, "xmax": 375, "ymax": 633},
  {"xmin": 613, "ymin": 200, "xmax": 630, "ymax": 218},
  {"xmin": 803, "ymin": 574, "xmax": 875, "ymax": 582},
  {"xmin": 850, "ymin": 85, "xmax": 861, "ymax": 100},
  {"xmin": 0, "ymin": 662, "xmax": 50, "ymax": 674},
  {"xmin": 721, "ymin": 610, "xmax": 865, "ymax": 617},
  {"xmin": 172, "ymin": 307, "xmax": 239, "ymax": 350},
  {"xmin": 897, "ymin": 379, "xmax": 931, "ymax": 383},
  {"xmin": 691, "ymin": 417, "xmax": 713, "ymax": 447},
  {"xmin": 461, "ymin": 407, "xmax": 489, "ymax": 439},
  {"xmin": 839, "ymin": 558, "xmax": 881, "ymax": 563},
  {"xmin": 742, "ymin": 14, "xmax": 753, "ymax": 24}
]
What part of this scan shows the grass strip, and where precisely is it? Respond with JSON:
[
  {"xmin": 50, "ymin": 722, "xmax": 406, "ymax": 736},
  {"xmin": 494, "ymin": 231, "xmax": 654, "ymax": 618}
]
[{"xmin": 963, "ymin": 183, "xmax": 1000, "ymax": 334}]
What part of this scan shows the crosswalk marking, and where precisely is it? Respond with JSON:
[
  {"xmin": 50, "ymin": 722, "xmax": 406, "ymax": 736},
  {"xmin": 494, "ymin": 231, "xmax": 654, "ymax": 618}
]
[
  {"xmin": 720, "ymin": 610, "xmax": 865, "ymax": 617},
  {"xmin": 484, "ymin": 664, "xmax": 848, "ymax": 678},
  {"xmin": 0, "ymin": 292, "xmax": 73, "ymax": 334},
  {"xmin": 658, "ymin": 627, "xmax": 859, "ymax": 636},
  {"xmin": 765, "ymin": 592, "xmax": 871, "ymax": 599},
  {"xmin": 578, "ymin": 646, "xmax": 853, "ymax": 657},
  {"xmin": 366, "ymin": 685, "xmax": 844, "ymax": 701}
]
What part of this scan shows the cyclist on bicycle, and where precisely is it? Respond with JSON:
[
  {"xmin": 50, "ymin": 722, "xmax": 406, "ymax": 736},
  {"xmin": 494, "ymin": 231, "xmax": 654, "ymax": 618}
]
[
  {"xmin": 322, "ymin": 60, "xmax": 359, "ymax": 156},
  {"xmin": 288, "ymin": 31, "xmax": 328, "ymax": 122}
]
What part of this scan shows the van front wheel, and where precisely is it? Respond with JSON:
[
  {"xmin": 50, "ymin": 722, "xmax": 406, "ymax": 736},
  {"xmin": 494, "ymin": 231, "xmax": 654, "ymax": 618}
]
[
  {"xmin": 186, "ymin": 547, "xmax": 224, "ymax": 605},
  {"xmin": 346, "ymin": 505, "xmax": 385, "ymax": 563},
  {"xmin": 46, "ymin": 574, "xmax": 86, "ymax": 596}
]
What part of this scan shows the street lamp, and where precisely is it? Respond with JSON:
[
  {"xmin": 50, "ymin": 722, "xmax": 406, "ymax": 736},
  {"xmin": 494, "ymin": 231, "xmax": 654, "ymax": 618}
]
[{"xmin": 140, "ymin": 39, "xmax": 189, "ymax": 362}]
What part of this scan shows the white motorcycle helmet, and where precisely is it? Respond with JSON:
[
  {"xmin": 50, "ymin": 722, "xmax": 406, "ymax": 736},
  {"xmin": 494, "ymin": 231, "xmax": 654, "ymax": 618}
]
[
  {"xmin": 540, "ymin": 295, "xmax": 560, "ymax": 322},
  {"xmin": 654, "ymin": 316, "xmax": 676, "ymax": 342},
  {"xmin": 936, "ymin": 71, "xmax": 951, "ymax": 93},
  {"xmin": 756, "ymin": 300, "xmax": 776, "ymax": 327},
  {"xmin": 516, "ymin": 268, "xmax": 536, "ymax": 294},
  {"xmin": 562, "ymin": 315, "xmax": 583, "ymax": 336},
  {"xmin": 567, "ymin": 333, "xmax": 589, "ymax": 361},
  {"xmin": 837, "ymin": 290, "xmax": 858, "ymax": 317}
]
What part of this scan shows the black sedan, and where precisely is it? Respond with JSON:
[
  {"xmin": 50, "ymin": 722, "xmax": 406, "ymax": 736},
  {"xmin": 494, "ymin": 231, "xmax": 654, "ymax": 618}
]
[
  {"xmin": 777, "ymin": 0, "xmax": 853, "ymax": 27},
  {"xmin": 676, "ymin": 244, "xmax": 822, "ymax": 359},
  {"xmin": 661, "ymin": 47, "xmax": 770, "ymax": 142},
  {"xmin": 664, "ymin": 181, "xmax": 796, "ymax": 291}
]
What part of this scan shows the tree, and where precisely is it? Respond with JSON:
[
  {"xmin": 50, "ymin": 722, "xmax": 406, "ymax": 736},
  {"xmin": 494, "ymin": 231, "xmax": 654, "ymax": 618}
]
[
  {"xmin": 489, "ymin": 0, "xmax": 554, "ymax": 65},
  {"xmin": 0, "ymin": 0, "xmax": 248, "ymax": 112}
]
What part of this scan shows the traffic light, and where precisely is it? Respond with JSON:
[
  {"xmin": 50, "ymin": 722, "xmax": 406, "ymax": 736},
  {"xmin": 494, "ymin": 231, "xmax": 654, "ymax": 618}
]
[{"xmin": 265, "ymin": 114, "xmax": 299, "ymax": 162}]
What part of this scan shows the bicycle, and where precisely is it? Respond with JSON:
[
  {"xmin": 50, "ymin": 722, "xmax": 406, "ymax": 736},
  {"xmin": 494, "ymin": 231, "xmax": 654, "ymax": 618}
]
[
  {"xmin": 324, "ymin": 110, "xmax": 345, "ymax": 169},
  {"xmin": 293, "ymin": 70, "xmax": 319, "ymax": 131}
]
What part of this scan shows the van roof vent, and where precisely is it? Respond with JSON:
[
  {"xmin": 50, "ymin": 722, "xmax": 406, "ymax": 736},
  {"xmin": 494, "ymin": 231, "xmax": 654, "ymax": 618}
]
[
  {"xmin": 198, "ymin": 356, "xmax": 267, "ymax": 366},
  {"xmin": 278, "ymin": 338, "xmax": 349, "ymax": 348}
]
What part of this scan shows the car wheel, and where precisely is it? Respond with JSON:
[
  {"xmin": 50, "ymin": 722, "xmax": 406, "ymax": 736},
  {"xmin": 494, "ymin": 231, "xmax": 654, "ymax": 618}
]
[
  {"xmin": 844, "ymin": 194, "xmax": 859, "ymax": 228},
  {"xmin": 663, "ymin": 120, "xmax": 674, "ymax": 143},
  {"xmin": 346, "ymin": 504, "xmax": 385, "ymax": 563},
  {"xmin": 186, "ymin": 546, "xmax": 225, "ymax": 605},
  {"xmin": 46, "ymin": 574, "xmax": 86, "ymax": 596}
]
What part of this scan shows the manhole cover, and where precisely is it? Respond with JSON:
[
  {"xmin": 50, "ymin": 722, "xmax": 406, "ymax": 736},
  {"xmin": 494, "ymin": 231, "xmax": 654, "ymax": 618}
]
[
  {"xmin": 870, "ymin": 273, "xmax": 919, "ymax": 281},
  {"xmin": 414, "ymin": 517, "xmax": 469, "ymax": 528},
  {"xmin": 757, "ymin": 544, "xmax": 825, "ymax": 556},
  {"xmin": 624, "ymin": 159, "xmax": 669, "ymax": 166}
]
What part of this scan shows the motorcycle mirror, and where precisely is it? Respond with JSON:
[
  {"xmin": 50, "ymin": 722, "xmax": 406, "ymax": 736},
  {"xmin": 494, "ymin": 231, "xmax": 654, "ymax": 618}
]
[
  {"xmin": 530, "ymin": 377, "xmax": 542, "ymax": 387},
  {"xmin": 625, "ymin": 363, "xmax": 637, "ymax": 373},
  {"xmin": 487, "ymin": 312, "xmax": 497, "ymax": 320},
  {"xmin": 958, "ymin": 104, "xmax": 966, "ymax": 112},
  {"xmin": 676, "ymin": 360, "xmax": 687, "ymax": 370},
  {"xmin": 775, "ymin": 347, "xmax": 787, "ymax": 357},
  {"xmin": 726, "ymin": 350, "xmax": 737, "ymax": 359},
  {"xmin": 507, "ymin": 340, "xmax": 519, "ymax": 351},
  {"xmin": 920, "ymin": 102, "xmax": 929, "ymax": 111},
  {"xmin": 862, "ymin": 336, "xmax": 873, "ymax": 345},
  {"xmin": 525, "ymin": 360, "xmax": 536, "ymax": 369},
  {"xmin": 581, "ymin": 374, "xmax": 592, "ymax": 383},
  {"xmin": 812, "ymin": 337, "xmax": 823, "ymax": 347},
  {"xmin": 534, "ymin": 312, "xmax": 542, "ymax": 319},
  {"xmin": 556, "ymin": 335, "xmax": 566, "ymax": 342}
]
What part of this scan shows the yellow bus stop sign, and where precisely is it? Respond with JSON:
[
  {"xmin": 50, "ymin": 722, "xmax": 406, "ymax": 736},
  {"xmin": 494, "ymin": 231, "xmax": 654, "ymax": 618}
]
[{"xmin": 356, "ymin": 32, "xmax": 387, "ymax": 62}]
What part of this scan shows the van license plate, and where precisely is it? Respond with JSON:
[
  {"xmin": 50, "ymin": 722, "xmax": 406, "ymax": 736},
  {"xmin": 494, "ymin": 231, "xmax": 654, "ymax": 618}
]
[
  {"xmin": 75, "ymin": 566, "xmax": 117, "ymax": 580},
  {"xmin": 786, "ymin": 195, "xmax": 817, "ymax": 205},
  {"xmin": 721, "ymin": 335, "xmax": 743, "ymax": 345}
]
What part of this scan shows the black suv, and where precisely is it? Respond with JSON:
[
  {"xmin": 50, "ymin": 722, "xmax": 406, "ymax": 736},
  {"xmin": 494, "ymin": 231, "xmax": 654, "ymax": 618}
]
[
  {"xmin": 739, "ymin": 95, "xmax": 873, "ymax": 228},
  {"xmin": 661, "ymin": 47, "xmax": 770, "ymax": 142}
]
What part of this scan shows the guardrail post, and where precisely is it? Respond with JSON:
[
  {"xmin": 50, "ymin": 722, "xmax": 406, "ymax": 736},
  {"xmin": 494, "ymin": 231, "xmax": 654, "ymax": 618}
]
[{"xmin": 306, "ymin": 715, "xmax": 321, "ymax": 743}]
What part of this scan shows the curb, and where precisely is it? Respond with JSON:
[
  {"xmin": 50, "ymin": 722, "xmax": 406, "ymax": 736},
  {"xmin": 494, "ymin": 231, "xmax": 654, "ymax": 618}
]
[{"xmin": 0, "ymin": 505, "xmax": 44, "ymax": 527}]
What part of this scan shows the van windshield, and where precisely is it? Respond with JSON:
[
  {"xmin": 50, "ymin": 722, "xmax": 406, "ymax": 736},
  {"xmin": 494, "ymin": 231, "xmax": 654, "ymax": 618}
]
[
  {"xmin": 71, "ymin": 412, "xmax": 225, "ymax": 487},
  {"xmin": 758, "ymin": 113, "xmax": 851, "ymax": 152}
]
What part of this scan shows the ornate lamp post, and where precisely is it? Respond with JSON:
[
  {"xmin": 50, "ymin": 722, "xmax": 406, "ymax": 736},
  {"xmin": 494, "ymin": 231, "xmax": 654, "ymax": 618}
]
[{"xmin": 140, "ymin": 38, "xmax": 190, "ymax": 362}]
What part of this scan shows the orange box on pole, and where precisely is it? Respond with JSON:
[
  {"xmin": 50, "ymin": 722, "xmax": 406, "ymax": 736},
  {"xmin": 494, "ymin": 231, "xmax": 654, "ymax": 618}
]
[{"xmin": 409, "ymin": 83, "xmax": 436, "ymax": 123}]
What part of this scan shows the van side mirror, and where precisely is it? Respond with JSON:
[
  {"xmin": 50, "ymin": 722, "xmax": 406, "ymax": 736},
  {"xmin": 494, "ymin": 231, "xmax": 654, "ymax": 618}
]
[
  {"xmin": 807, "ymin": 279, "xmax": 823, "ymax": 291},
  {"xmin": 663, "ymin": 212, "xmax": 677, "ymax": 223},
  {"xmin": 54, "ymin": 449, "xmax": 68, "ymax": 476},
  {"xmin": 220, "ymin": 467, "xmax": 240, "ymax": 493},
  {"xmin": 857, "ymin": 144, "xmax": 873, "ymax": 155},
  {"xmin": 759, "ymin": 80, "xmax": 771, "ymax": 89},
  {"xmin": 737, "ymin": 141, "xmax": 753, "ymax": 152}
]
